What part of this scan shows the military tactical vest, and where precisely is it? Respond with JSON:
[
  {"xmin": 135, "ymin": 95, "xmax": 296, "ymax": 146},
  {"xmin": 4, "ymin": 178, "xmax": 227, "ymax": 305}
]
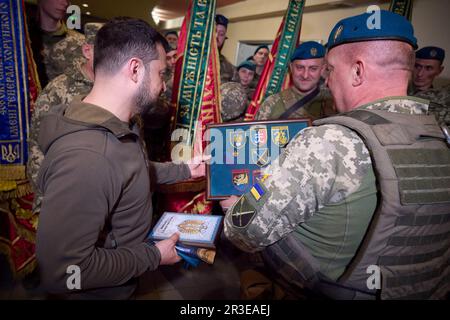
[{"xmin": 263, "ymin": 109, "xmax": 450, "ymax": 300}]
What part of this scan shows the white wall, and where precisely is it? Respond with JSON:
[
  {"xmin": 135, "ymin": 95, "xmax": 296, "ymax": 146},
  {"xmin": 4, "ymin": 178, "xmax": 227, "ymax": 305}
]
[
  {"xmin": 219, "ymin": 1, "xmax": 391, "ymax": 65},
  {"xmin": 411, "ymin": 0, "xmax": 450, "ymax": 86}
]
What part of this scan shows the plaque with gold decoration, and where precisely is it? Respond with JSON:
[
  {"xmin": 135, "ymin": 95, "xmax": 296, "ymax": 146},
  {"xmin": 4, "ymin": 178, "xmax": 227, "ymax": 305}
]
[
  {"xmin": 206, "ymin": 119, "xmax": 311, "ymax": 199},
  {"xmin": 148, "ymin": 212, "xmax": 223, "ymax": 248}
]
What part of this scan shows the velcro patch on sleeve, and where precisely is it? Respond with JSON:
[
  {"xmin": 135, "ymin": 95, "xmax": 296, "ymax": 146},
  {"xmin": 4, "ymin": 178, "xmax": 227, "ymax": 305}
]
[{"xmin": 250, "ymin": 183, "xmax": 265, "ymax": 201}]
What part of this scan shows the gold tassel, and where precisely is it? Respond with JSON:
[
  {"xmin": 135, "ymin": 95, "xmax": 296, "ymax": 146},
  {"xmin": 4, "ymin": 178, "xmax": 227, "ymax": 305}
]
[
  {"xmin": 0, "ymin": 181, "xmax": 33, "ymax": 201},
  {"xmin": 0, "ymin": 165, "xmax": 27, "ymax": 181}
]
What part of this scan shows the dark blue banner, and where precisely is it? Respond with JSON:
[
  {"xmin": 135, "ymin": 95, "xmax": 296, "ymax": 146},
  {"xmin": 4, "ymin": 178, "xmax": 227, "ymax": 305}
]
[{"xmin": 0, "ymin": 0, "xmax": 30, "ymax": 171}]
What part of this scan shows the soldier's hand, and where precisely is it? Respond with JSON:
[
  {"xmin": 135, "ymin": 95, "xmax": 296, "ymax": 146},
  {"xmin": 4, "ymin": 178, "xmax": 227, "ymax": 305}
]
[
  {"xmin": 155, "ymin": 233, "xmax": 182, "ymax": 265},
  {"xmin": 187, "ymin": 154, "xmax": 211, "ymax": 179},
  {"xmin": 220, "ymin": 195, "xmax": 240, "ymax": 212}
]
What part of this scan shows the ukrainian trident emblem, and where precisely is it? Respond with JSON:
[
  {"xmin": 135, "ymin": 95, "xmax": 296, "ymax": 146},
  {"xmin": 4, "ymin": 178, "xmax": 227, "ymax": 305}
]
[{"xmin": 1, "ymin": 144, "xmax": 20, "ymax": 163}]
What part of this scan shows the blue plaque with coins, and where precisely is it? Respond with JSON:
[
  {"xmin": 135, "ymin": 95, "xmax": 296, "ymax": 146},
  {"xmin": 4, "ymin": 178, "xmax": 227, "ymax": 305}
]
[{"xmin": 206, "ymin": 119, "xmax": 311, "ymax": 199}]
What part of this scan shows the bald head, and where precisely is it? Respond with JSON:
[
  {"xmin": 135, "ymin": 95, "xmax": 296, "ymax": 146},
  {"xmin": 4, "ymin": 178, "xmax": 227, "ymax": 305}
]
[
  {"xmin": 337, "ymin": 41, "xmax": 414, "ymax": 73},
  {"xmin": 326, "ymin": 40, "xmax": 414, "ymax": 112}
]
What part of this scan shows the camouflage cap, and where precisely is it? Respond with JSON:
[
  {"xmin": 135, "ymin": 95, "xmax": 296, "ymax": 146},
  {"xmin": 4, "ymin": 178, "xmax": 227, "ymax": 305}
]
[
  {"xmin": 84, "ymin": 23, "xmax": 104, "ymax": 45},
  {"xmin": 220, "ymin": 82, "xmax": 248, "ymax": 122}
]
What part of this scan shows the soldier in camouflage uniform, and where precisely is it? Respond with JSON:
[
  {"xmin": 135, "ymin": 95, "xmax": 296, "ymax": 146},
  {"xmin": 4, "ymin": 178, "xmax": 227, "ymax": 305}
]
[
  {"xmin": 215, "ymin": 14, "xmax": 236, "ymax": 83},
  {"xmin": 27, "ymin": 22, "xmax": 103, "ymax": 213},
  {"xmin": 255, "ymin": 41, "xmax": 335, "ymax": 121},
  {"xmin": 252, "ymin": 45, "xmax": 269, "ymax": 80},
  {"xmin": 415, "ymin": 85, "xmax": 450, "ymax": 126},
  {"xmin": 220, "ymin": 82, "xmax": 248, "ymax": 122},
  {"xmin": 222, "ymin": 11, "xmax": 448, "ymax": 297},
  {"xmin": 232, "ymin": 60, "xmax": 256, "ymax": 101},
  {"xmin": 29, "ymin": 0, "xmax": 86, "ymax": 86},
  {"xmin": 409, "ymin": 46, "xmax": 445, "ymax": 95},
  {"xmin": 409, "ymin": 47, "xmax": 449, "ymax": 125}
]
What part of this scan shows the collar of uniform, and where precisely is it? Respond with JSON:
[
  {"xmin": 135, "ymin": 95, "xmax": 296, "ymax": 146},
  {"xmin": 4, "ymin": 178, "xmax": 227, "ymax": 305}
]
[
  {"xmin": 291, "ymin": 85, "xmax": 322, "ymax": 98},
  {"xmin": 70, "ymin": 64, "xmax": 94, "ymax": 87},
  {"xmin": 42, "ymin": 21, "xmax": 68, "ymax": 37},
  {"xmin": 64, "ymin": 96, "xmax": 137, "ymax": 138},
  {"xmin": 356, "ymin": 96, "xmax": 429, "ymax": 115}
]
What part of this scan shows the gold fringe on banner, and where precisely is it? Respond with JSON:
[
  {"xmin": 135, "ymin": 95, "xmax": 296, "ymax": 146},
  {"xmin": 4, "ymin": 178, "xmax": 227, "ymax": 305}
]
[
  {"xmin": 0, "ymin": 165, "xmax": 27, "ymax": 181},
  {"xmin": 0, "ymin": 181, "xmax": 33, "ymax": 201}
]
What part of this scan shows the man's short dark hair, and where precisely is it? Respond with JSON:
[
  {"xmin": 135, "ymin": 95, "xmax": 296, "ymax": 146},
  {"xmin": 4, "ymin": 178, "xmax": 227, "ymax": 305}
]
[
  {"xmin": 94, "ymin": 17, "xmax": 168, "ymax": 74},
  {"xmin": 165, "ymin": 31, "xmax": 178, "ymax": 38}
]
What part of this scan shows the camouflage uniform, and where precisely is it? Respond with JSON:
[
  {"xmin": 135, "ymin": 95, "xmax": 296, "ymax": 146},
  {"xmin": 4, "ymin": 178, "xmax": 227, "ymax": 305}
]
[
  {"xmin": 220, "ymin": 53, "xmax": 236, "ymax": 84},
  {"xmin": 410, "ymin": 85, "xmax": 450, "ymax": 126},
  {"xmin": 27, "ymin": 66, "xmax": 93, "ymax": 213},
  {"xmin": 224, "ymin": 97, "xmax": 429, "ymax": 281},
  {"xmin": 163, "ymin": 69, "xmax": 174, "ymax": 103},
  {"xmin": 249, "ymin": 72, "xmax": 260, "ymax": 91},
  {"xmin": 255, "ymin": 84, "xmax": 335, "ymax": 121},
  {"xmin": 41, "ymin": 23, "xmax": 86, "ymax": 82},
  {"xmin": 220, "ymin": 82, "xmax": 248, "ymax": 122}
]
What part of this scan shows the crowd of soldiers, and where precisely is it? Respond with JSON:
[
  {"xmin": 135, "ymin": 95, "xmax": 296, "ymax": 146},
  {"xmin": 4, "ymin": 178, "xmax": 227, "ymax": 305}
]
[
  {"xmin": 24, "ymin": 0, "xmax": 449, "ymax": 300},
  {"xmin": 215, "ymin": 15, "xmax": 449, "ymax": 126}
]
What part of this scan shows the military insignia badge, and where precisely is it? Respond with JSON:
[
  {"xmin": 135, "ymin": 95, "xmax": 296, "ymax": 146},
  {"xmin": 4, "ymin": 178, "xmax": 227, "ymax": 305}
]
[
  {"xmin": 231, "ymin": 197, "xmax": 256, "ymax": 228},
  {"xmin": 430, "ymin": 49, "xmax": 438, "ymax": 58},
  {"xmin": 253, "ymin": 170, "xmax": 263, "ymax": 184},
  {"xmin": 334, "ymin": 25, "xmax": 344, "ymax": 42},
  {"xmin": 251, "ymin": 148, "xmax": 270, "ymax": 167},
  {"xmin": 310, "ymin": 47, "xmax": 317, "ymax": 57},
  {"xmin": 229, "ymin": 130, "xmax": 246, "ymax": 149},
  {"xmin": 229, "ymin": 130, "xmax": 246, "ymax": 156},
  {"xmin": 253, "ymin": 170, "xmax": 270, "ymax": 185},
  {"xmin": 249, "ymin": 125, "xmax": 268, "ymax": 146},
  {"xmin": 232, "ymin": 169, "xmax": 250, "ymax": 191},
  {"xmin": 271, "ymin": 126, "xmax": 290, "ymax": 147}
]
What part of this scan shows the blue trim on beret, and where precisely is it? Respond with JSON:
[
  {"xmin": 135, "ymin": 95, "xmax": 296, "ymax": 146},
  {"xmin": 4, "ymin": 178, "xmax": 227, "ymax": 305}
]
[
  {"xmin": 291, "ymin": 41, "xmax": 325, "ymax": 61},
  {"xmin": 237, "ymin": 60, "xmax": 256, "ymax": 72},
  {"xmin": 416, "ymin": 46, "xmax": 445, "ymax": 62},
  {"xmin": 215, "ymin": 14, "xmax": 229, "ymax": 27},
  {"xmin": 327, "ymin": 10, "xmax": 417, "ymax": 51}
]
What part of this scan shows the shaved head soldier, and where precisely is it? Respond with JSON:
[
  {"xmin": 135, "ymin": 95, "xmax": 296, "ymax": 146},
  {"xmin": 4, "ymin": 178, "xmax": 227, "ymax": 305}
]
[{"xmin": 222, "ymin": 10, "xmax": 450, "ymax": 300}]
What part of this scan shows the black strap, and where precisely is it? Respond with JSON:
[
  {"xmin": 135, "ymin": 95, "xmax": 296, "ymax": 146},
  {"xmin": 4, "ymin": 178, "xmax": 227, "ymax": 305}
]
[{"xmin": 278, "ymin": 86, "xmax": 321, "ymax": 120}]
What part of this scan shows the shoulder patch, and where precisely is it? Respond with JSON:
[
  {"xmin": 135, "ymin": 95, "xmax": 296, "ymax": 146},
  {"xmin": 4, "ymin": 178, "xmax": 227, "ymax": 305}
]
[{"xmin": 231, "ymin": 196, "xmax": 257, "ymax": 228}]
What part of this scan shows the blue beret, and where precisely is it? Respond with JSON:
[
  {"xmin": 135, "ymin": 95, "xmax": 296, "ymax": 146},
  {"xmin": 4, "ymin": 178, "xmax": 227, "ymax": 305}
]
[
  {"xmin": 215, "ymin": 14, "xmax": 229, "ymax": 27},
  {"xmin": 416, "ymin": 46, "xmax": 445, "ymax": 62},
  {"xmin": 254, "ymin": 45, "xmax": 269, "ymax": 55},
  {"xmin": 291, "ymin": 41, "xmax": 325, "ymax": 61},
  {"xmin": 327, "ymin": 10, "xmax": 417, "ymax": 51},
  {"xmin": 237, "ymin": 60, "xmax": 256, "ymax": 72}
]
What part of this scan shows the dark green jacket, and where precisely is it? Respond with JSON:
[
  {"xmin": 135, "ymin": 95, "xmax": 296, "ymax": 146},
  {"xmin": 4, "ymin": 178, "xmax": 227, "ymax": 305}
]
[{"xmin": 36, "ymin": 98, "xmax": 190, "ymax": 299}]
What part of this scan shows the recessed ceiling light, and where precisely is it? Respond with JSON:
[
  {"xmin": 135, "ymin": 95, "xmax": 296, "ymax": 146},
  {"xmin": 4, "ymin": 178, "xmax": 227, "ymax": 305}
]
[
  {"xmin": 86, "ymin": 11, "xmax": 91, "ymax": 15},
  {"xmin": 82, "ymin": 4, "xmax": 89, "ymax": 8}
]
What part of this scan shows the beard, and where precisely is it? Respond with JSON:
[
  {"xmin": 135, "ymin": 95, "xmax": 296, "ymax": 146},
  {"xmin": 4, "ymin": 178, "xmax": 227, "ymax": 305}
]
[{"xmin": 133, "ymin": 74, "xmax": 160, "ymax": 116}]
